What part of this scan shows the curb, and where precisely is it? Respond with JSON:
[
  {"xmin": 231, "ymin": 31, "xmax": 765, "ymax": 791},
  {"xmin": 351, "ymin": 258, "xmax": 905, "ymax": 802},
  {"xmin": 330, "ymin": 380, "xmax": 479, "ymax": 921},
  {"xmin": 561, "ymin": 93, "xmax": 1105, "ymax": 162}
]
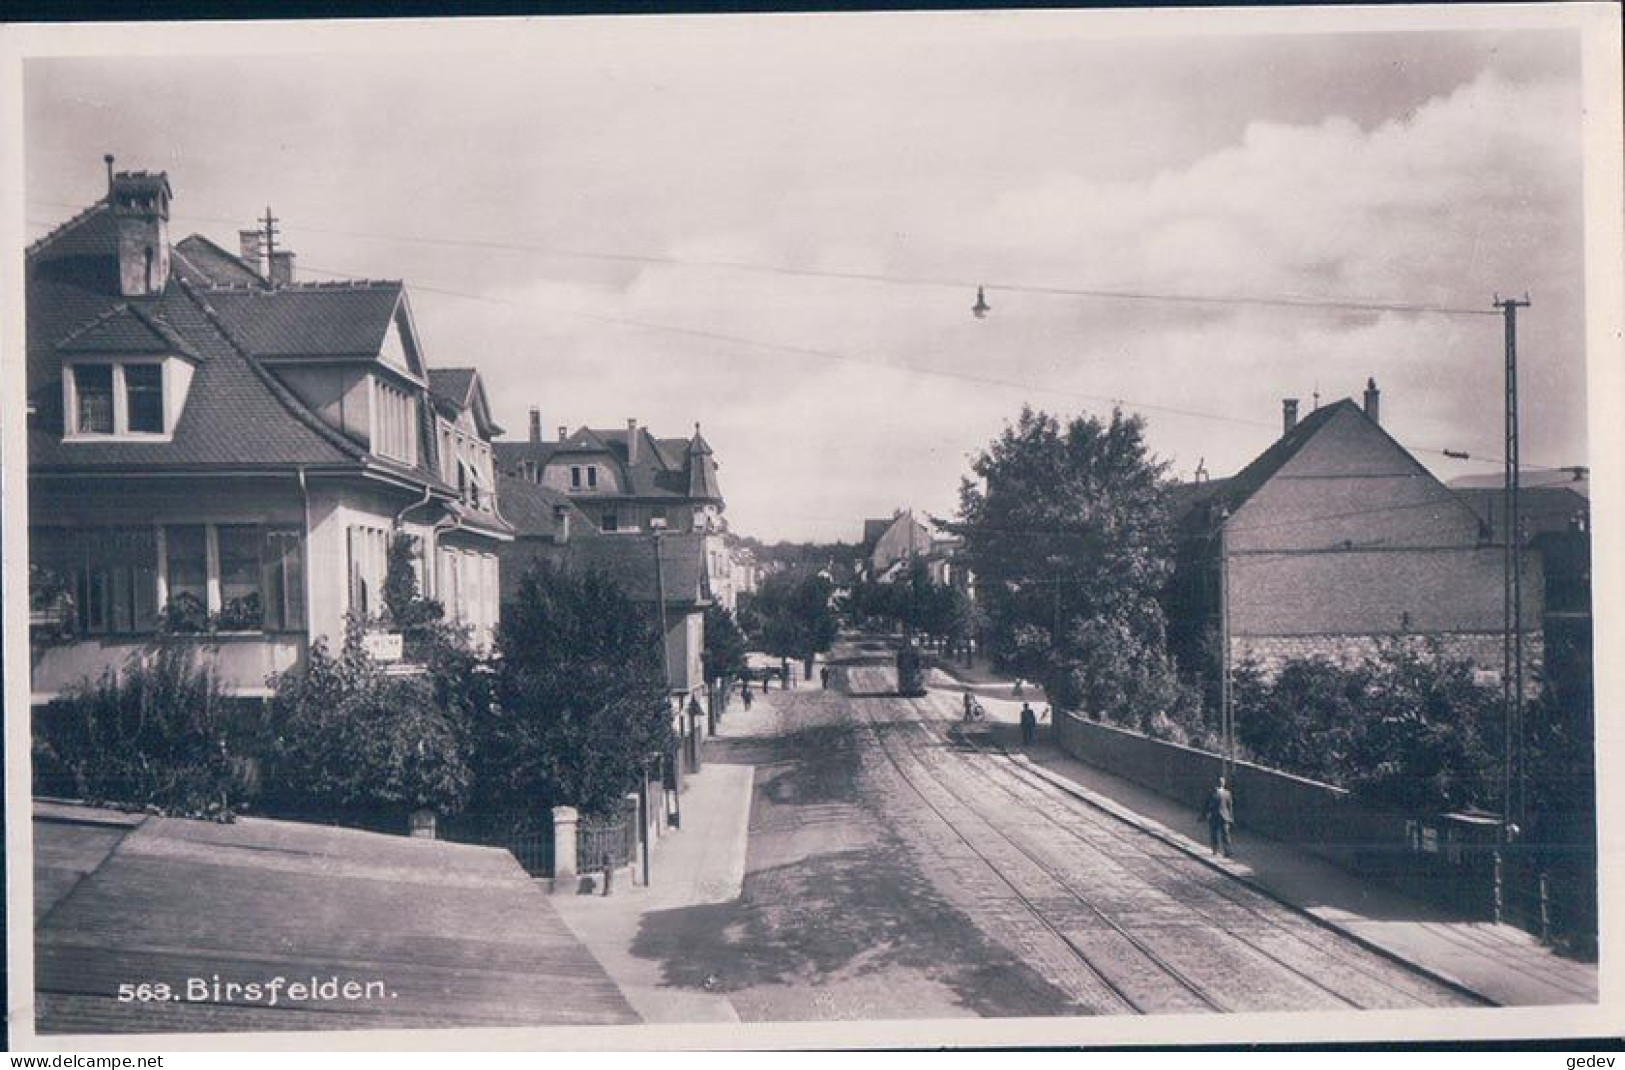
[{"xmin": 1005, "ymin": 748, "xmax": 1500, "ymax": 1008}]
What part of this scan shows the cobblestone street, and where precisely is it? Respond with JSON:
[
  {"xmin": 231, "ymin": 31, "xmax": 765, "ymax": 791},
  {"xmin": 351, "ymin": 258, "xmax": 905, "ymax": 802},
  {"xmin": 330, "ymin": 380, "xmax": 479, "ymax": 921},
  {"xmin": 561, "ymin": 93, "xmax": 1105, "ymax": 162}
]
[{"xmin": 628, "ymin": 640, "xmax": 1480, "ymax": 1020}]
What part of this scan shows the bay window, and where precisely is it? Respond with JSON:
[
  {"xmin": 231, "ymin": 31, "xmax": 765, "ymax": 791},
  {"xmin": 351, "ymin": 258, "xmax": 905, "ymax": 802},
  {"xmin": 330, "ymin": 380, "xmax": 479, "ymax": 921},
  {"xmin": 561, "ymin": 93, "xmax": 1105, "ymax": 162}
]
[{"xmin": 29, "ymin": 523, "xmax": 304, "ymax": 637}]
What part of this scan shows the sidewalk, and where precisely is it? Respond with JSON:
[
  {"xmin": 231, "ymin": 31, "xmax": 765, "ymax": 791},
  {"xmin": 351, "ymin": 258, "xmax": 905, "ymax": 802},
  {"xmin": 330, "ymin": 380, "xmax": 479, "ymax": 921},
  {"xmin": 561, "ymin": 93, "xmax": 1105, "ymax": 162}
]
[
  {"xmin": 930, "ymin": 652, "xmax": 1048, "ymax": 704},
  {"xmin": 550, "ymin": 710, "xmax": 760, "ymax": 1024},
  {"xmin": 1012, "ymin": 735, "xmax": 1597, "ymax": 1007}
]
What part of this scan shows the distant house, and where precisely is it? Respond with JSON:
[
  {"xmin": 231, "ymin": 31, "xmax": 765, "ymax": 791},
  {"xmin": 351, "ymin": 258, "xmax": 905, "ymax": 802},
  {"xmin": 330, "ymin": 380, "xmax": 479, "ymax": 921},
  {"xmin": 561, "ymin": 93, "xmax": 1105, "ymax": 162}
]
[
  {"xmin": 861, "ymin": 509, "xmax": 969, "ymax": 590},
  {"xmin": 495, "ymin": 472, "xmax": 712, "ymax": 708},
  {"xmin": 1165, "ymin": 382, "xmax": 1543, "ymax": 683},
  {"xmin": 1454, "ymin": 480, "xmax": 1591, "ymax": 688},
  {"xmin": 496, "ymin": 411, "xmax": 741, "ymax": 610},
  {"xmin": 26, "ymin": 162, "xmax": 511, "ymax": 700}
]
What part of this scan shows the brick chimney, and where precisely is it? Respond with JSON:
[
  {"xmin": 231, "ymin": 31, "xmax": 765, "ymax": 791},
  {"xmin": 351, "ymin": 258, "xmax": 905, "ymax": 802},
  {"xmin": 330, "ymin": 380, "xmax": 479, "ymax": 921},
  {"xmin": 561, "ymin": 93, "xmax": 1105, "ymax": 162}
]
[
  {"xmin": 553, "ymin": 503, "xmax": 571, "ymax": 543},
  {"xmin": 268, "ymin": 250, "xmax": 296, "ymax": 287},
  {"xmin": 558, "ymin": 425, "xmax": 568, "ymax": 442},
  {"xmin": 238, "ymin": 229, "xmax": 267, "ymax": 277},
  {"xmin": 109, "ymin": 165, "xmax": 172, "ymax": 297},
  {"xmin": 529, "ymin": 407, "xmax": 542, "ymax": 444},
  {"xmin": 1364, "ymin": 377, "xmax": 1381, "ymax": 424},
  {"xmin": 627, "ymin": 418, "xmax": 639, "ymax": 463},
  {"xmin": 1282, "ymin": 398, "xmax": 1299, "ymax": 436}
]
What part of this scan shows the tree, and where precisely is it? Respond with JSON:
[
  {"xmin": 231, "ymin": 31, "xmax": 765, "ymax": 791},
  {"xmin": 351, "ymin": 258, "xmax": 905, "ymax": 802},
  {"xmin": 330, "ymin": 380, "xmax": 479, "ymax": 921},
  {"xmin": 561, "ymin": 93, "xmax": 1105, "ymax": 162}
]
[
  {"xmin": 1346, "ymin": 638, "xmax": 1502, "ymax": 814},
  {"xmin": 702, "ymin": 604, "xmax": 749, "ymax": 684},
  {"xmin": 1232, "ymin": 656, "xmax": 1367, "ymax": 783},
  {"xmin": 958, "ymin": 405, "xmax": 1187, "ymax": 723},
  {"xmin": 264, "ymin": 618, "xmax": 473, "ymax": 822},
  {"xmin": 753, "ymin": 570, "xmax": 839, "ymax": 672},
  {"xmin": 478, "ymin": 563, "xmax": 676, "ymax": 817}
]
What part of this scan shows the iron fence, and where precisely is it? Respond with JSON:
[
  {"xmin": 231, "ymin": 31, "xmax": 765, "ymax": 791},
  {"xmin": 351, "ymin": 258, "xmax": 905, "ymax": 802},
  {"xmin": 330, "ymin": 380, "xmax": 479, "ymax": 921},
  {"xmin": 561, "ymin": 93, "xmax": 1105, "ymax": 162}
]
[
  {"xmin": 576, "ymin": 797, "xmax": 639, "ymax": 874},
  {"xmin": 441, "ymin": 809, "xmax": 556, "ymax": 878}
]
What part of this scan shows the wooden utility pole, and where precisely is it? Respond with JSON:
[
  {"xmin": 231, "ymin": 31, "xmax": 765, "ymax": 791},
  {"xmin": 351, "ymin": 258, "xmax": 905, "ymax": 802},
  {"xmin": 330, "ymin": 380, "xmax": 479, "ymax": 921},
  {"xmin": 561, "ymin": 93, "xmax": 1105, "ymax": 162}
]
[
  {"xmin": 1218, "ymin": 504, "xmax": 1234, "ymax": 778},
  {"xmin": 1496, "ymin": 294, "xmax": 1530, "ymax": 840}
]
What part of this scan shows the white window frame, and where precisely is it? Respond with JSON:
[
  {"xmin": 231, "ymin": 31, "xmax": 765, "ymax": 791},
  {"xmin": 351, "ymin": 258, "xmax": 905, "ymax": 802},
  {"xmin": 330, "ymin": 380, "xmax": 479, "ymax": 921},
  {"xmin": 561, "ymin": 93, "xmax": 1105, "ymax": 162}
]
[
  {"xmin": 371, "ymin": 376, "xmax": 418, "ymax": 466},
  {"xmin": 62, "ymin": 358, "xmax": 173, "ymax": 442}
]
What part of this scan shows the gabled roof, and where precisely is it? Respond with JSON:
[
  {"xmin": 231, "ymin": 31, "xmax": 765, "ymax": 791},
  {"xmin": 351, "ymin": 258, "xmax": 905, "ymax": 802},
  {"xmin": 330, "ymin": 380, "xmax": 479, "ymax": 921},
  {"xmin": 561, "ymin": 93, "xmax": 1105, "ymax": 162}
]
[
  {"xmin": 429, "ymin": 368, "xmax": 478, "ymax": 408},
  {"xmin": 173, "ymin": 234, "xmax": 263, "ymax": 287},
  {"xmin": 1170, "ymin": 401, "xmax": 1351, "ymax": 528},
  {"xmin": 29, "ymin": 279, "xmax": 364, "ymax": 471},
  {"xmin": 201, "ymin": 282, "xmax": 406, "ymax": 361},
  {"xmin": 26, "ymin": 192, "xmax": 416, "ymax": 475},
  {"xmin": 56, "ymin": 301, "xmax": 204, "ymax": 361},
  {"xmin": 429, "ymin": 367, "xmax": 503, "ymax": 438}
]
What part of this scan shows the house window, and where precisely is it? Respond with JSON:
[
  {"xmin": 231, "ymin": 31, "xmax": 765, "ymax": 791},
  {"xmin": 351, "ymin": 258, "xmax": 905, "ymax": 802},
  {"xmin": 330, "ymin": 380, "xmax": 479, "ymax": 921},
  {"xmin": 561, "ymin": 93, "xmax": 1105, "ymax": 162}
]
[
  {"xmin": 34, "ymin": 527, "xmax": 160, "ymax": 636},
  {"xmin": 347, "ymin": 524, "xmax": 389, "ymax": 620},
  {"xmin": 217, "ymin": 526, "xmax": 265, "ymax": 631},
  {"xmin": 161, "ymin": 525, "xmax": 209, "ymax": 631},
  {"xmin": 571, "ymin": 465, "xmax": 583, "ymax": 489},
  {"xmin": 587, "ymin": 466, "xmax": 598, "ymax": 489},
  {"xmin": 373, "ymin": 379, "xmax": 417, "ymax": 465},
  {"xmin": 125, "ymin": 364, "xmax": 164, "ymax": 433},
  {"xmin": 34, "ymin": 524, "xmax": 304, "ymax": 636},
  {"xmin": 75, "ymin": 365, "xmax": 115, "ymax": 434},
  {"xmin": 68, "ymin": 362, "xmax": 170, "ymax": 438},
  {"xmin": 602, "ymin": 512, "xmax": 619, "ymax": 533}
]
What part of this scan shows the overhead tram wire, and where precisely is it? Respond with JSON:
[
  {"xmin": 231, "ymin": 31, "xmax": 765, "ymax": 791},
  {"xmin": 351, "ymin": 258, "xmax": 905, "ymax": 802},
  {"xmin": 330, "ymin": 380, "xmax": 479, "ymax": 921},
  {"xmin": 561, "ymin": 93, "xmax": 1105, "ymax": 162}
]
[
  {"xmin": 32, "ymin": 196, "xmax": 1500, "ymax": 320},
  {"xmin": 288, "ymin": 259, "xmax": 1568, "ymax": 477}
]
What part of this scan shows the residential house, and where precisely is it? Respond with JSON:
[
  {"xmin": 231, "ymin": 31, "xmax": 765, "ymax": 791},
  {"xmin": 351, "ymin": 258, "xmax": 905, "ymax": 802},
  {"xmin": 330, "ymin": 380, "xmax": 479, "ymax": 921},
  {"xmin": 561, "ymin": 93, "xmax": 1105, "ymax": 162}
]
[
  {"xmin": 1164, "ymin": 381, "xmax": 1543, "ymax": 684},
  {"xmin": 1454, "ymin": 479, "xmax": 1591, "ymax": 688},
  {"xmin": 495, "ymin": 472, "xmax": 712, "ymax": 708},
  {"xmin": 861, "ymin": 508, "xmax": 969, "ymax": 591},
  {"xmin": 496, "ymin": 411, "xmax": 739, "ymax": 610},
  {"xmin": 26, "ymin": 162, "xmax": 511, "ymax": 701}
]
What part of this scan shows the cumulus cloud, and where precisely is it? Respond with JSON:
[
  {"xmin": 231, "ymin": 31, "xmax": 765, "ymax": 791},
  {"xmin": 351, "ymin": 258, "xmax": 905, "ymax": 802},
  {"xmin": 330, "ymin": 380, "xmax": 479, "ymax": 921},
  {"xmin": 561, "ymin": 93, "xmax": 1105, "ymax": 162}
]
[{"xmin": 26, "ymin": 29, "xmax": 1588, "ymax": 541}]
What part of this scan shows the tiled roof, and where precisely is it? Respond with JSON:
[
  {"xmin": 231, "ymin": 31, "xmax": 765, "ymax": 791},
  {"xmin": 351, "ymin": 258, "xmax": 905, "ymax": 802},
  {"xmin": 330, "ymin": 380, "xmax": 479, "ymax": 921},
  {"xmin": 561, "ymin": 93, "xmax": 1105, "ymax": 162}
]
[
  {"xmin": 564, "ymin": 531, "xmax": 710, "ymax": 606},
  {"xmin": 201, "ymin": 283, "xmax": 403, "ymax": 359},
  {"xmin": 428, "ymin": 368, "xmax": 477, "ymax": 408},
  {"xmin": 496, "ymin": 472, "xmax": 595, "ymax": 539},
  {"xmin": 494, "ymin": 423, "xmax": 718, "ymax": 501},
  {"xmin": 173, "ymin": 234, "xmax": 263, "ymax": 287},
  {"xmin": 56, "ymin": 302, "xmax": 203, "ymax": 361},
  {"xmin": 29, "ymin": 281, "xmax": 362, "ymax": 471},
  {"xmin": 686, "ymin": 426, "xmax": 721, "ymax": 500}
]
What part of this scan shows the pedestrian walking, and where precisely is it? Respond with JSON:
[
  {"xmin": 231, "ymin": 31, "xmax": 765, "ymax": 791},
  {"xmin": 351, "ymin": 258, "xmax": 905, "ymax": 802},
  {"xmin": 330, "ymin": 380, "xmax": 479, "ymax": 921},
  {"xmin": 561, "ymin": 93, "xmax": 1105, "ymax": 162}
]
[
  {"xmin": 741, "ymin": 679, "xmax": 754, "ymax": 710},
  {"xmin": 1202, "ymin": 776, "xmax": 1235, "ymax": 857},
  {"xmin": 820, "ymin": 665, "xmax": 831, "ymax": 689},
  {"xmin": 1019, "ymin": 702, "xmax": 1037, "ymax": 745},
  {"xmin": 963, "ymin": 690, "xmax": 975, "ymax": 720}
]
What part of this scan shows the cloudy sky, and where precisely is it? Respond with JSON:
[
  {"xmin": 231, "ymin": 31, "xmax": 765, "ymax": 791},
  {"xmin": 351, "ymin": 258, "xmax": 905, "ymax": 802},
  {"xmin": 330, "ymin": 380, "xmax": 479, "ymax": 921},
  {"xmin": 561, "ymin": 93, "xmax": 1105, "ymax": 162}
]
[{"xmin": 23, "ymin": 13, "xmax": 1591, "ymax": 542}]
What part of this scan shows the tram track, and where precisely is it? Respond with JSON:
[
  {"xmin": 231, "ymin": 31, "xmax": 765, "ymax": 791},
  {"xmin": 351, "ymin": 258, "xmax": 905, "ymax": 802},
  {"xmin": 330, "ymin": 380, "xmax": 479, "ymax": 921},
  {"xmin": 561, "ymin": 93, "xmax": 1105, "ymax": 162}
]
[
  {"xmin": 841, "ymin": 660, "xmax": 1478, "ymax": 1013},
  {"xmin": 930, "ymin": 713, "xmax": 1471, "ymax": 1010},
  {"xmin": 851, "ymin": 687, "xmax": 1229, "ymax": 1013}
]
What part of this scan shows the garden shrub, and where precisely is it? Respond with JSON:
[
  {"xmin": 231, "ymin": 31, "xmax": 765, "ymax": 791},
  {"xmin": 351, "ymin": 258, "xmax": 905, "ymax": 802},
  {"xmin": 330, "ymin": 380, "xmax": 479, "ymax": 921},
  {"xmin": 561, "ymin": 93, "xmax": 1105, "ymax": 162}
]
[
  {"xmin": 33, "ymin": 642, "xmax": 250, "ymax": 819},
  {"xmin": 263, "ymin": 622, "xmax": 472, "ymax": 824}
]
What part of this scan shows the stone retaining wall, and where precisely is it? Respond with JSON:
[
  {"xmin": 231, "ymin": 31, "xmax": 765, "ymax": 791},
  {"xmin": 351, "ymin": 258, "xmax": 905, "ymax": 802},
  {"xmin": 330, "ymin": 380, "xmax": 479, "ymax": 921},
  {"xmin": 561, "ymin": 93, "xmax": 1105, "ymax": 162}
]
[{"xmin": 1052, "ymin": 710, "xmax": 1407, "ymax": 871}]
